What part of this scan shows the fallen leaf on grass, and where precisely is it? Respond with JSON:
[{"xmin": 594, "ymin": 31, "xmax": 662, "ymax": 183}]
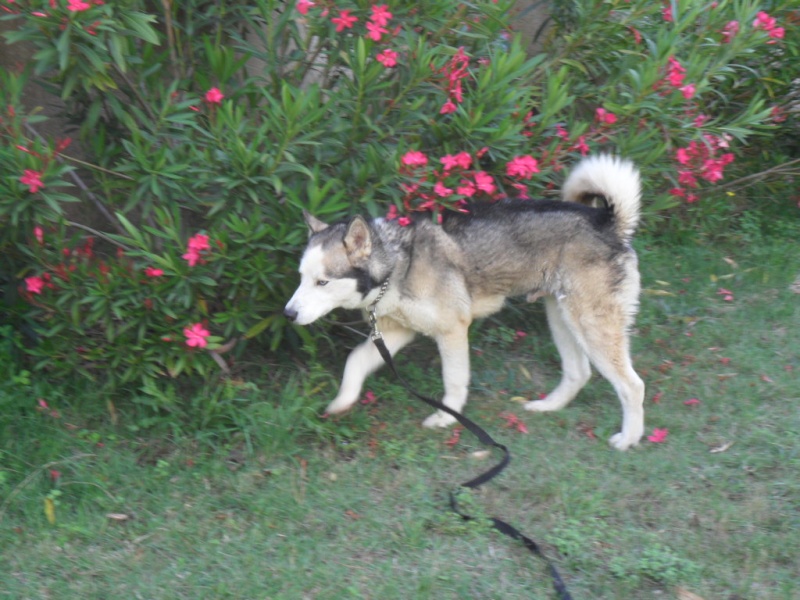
[
  {"xmin": 344, "ymin": 510, "xmax": 361, "ymax": 520},
  {"xmin": 444, "ymin": 426, "xmax": 463, "ymax": 448},
  {"xmin": 510, "ymin": 396, "xmax": 528, "ymax": 403},
  {"xmin": 44, "ymin": 498, "xmax": 56, "ymax": 525},
  {"xmin": 710, "ymin": 441, "xmax": 734, "ymax": 454},
  {"xmin": 106, "ymin": 513, "xmax": 130, "ymax": 522},
  {"xmin": 676, "ymin": 586, "xmax": 706, "ymax": 600},
  {"xmin": 471, "ymin": 450, "xmax": 490, "ymax": 460},
  {"xmin": 643, "ymin": 289, "xmax": 676, "ymax": 296}
]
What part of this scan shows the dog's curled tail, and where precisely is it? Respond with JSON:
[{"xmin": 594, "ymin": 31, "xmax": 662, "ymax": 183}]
[{"xmin": 562, "ymin": 155, "xmax": 641, "ymax": 241}]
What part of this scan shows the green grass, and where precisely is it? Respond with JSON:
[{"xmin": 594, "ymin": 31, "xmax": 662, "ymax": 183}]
[{"xmin": 2, "ymin": 230, "xmax": 800, "ymax": 599}]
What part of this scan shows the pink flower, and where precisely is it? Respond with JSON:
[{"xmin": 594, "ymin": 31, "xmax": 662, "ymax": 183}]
[
  {"xmin": 360, "ymin": 390, "xmax": 377, "ymax": 405},
  {"xmin": 386, "ymin": 204, "xmax": 398, "ymax": 220},
  {"xmin": 365, "ymin": 20, "xmax": 387, "ymax": 41},
  {"xmin": 686, "ymin": 193, "xmax": 699, "ymax": 203},
  {"xmin": 401, "ymin": 150, "xmax": 428, "ymax": 168},
  {"xmin": 440, "ymin": 100, "xmax": 457, "ymax": 115},
  {"xmin": 700, "ymin": 159, "xmax": 725, "ymax": 183},
  {"xmin": 184, "ymin": 323, "xmax": 210, "ymax": 348},
  {"xmin": 25, "ymin": 275, "xmax": 45, "ymax": 294},
  {"xmin": 144, "ymin": 267, "xmax": 164, "ymax": 278},
  {"xmin": 665, "ymin": 56, "xmax": 686, "ymax": 87},
  {"xmin": 648, "ymin": 428, "xmax": 669, "ymax": 443},
  {"xmin": 662, "ymin": 4, "xmax": 673, "ymax": 22},
  {"xmin": 675, "ymin": 148, "xmax": 691, "ymax": 165},
  {"xmin": 182, "ymin": 250, "xmax": 201, "ymax": 267},
  {"xmin": 683, "ymin": 398, "xmax": 701, "ymax": 406},
  {"xmin": 183, "ymin": 233, "xmax": 211, "ymax": 266},
  {"xmin": 473, "ymin": 171, "xmax": 496, "ymax": 195},
  {"xmin": 331, "ymin": 9, "xmax": 357, "ymax": 32},
  {"xmin": 720, "ymin": 20, "xmax": 739, "ymax": 43},
  {"xmin": 34, "ymin": 226, "xmax": 44, "ymax": 244},
  {"xmin": 376, "ymin": 48, "xmax": 397, "ymax": 67},
  {"xmin": 767, "ymin": 27, "xmax": 785, "ymax": 42},
  {"xmin": 434, "ymin": 181, "xmax": 454, "ymax": 197},
  {"xmin": 398, "ymin": 216, "xmax": 411, "ymax": 227},
  {"xmin": 572, "ymin": 136, "xmax": 589, "ymax": 156},
  {"xmin": 693, "ymin": 114, "xmax": 709, "ymax": 127},
  {"xmin": 500, "ymin": 412, "xmax": 529, "ymax": 434},
  {"xmin": 296, "ymin": 0, "xmax": 314, "ymax": 15},
  {"xmin": 753, "ymin": 11, "xmax": 777, "ymax": 31},
  {"xmin": 679, "ymin": 83, "xmax": 696, "ymax": 99},
  {"xmin": 506, "ymin": 155, "xmax": 540, "ymax": 179},
  {"xmin": 187, "ymin": 233, "xmax": 210, "ymax": 252},
  {"xmin": 595, "ymin": 107, "xmax": 617, "ymax": 124},
  {"xmin": 456, "ymin": 180, "xmax": 476, "ymax": 197},
  {"xmin": 205, "ymin": 87, "xmax": 224, "ymax": 104},
  {"xmin": 370, "ymin": 4, "xmax": 392, "ymax": 27},
  {"xmin": 67, "ymin": 0, "xmax": 91, "ymax": 11},
  {"xmin": 20, "ymin": 169, "xmax": 45, "ymax": 193}
]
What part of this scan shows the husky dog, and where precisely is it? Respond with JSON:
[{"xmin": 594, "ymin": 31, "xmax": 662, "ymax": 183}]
[{"xmin": 284, "ymin": 156, "xmax": 645, "ymax": 450}]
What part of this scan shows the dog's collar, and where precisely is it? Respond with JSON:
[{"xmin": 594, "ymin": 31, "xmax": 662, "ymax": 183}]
[{"xmin": 367, "ymin": 279, "xmax": 390, "ymax": 341}]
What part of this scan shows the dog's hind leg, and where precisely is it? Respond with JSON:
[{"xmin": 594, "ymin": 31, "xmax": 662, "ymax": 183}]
[
  {"xmin": 582, "ymin": 332, "xmax": 644, "ymax": 451},
  {"xmin": 325, "ymin": 324, "xmax": 416, "ymax": 415},
  {"xmin": 525, "ymin": 296, "xmax": 592, "ymax": 413},
  {"xmin": 422, "ymin": 324, "xmax": 471, "ymax": 428},
  {"xmin": 548, "ymin": 296, "xmax": 644, "ymax": 450}
]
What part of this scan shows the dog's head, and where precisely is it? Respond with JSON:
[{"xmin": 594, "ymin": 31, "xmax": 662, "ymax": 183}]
[{"xmin": 284, "ymin": 211, "xmax": 380, "ymax": 325}]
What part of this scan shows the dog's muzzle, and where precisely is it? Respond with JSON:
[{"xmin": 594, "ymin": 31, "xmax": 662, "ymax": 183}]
[{"xmin": 283, "ymin": 307, "xmax": 298, "ymax": 322}]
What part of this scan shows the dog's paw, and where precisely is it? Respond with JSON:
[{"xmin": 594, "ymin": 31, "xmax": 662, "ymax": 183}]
[
  {"xmin": 325, "ymin": 396, "xmax": 357, "ymax": 415},
  {"xmin": 608, "ymin": 432, "xmax": 639, "ymax": 451},
  {"xmin": 422, "ymin": 411, "xmax": 458, "ymax": 428},
  {"xmin": 523, "ymin": 397, "xmax": 562, "ymax": 412}
]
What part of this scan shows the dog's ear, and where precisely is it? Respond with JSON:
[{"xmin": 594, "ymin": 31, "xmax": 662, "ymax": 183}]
[
  {"xmin": 303, "ymin": 210, "xmax": 329, "ymax": 235},
  {"xmin": 343, "ymin": 216, "xmax": 372, "ymax": 262}
]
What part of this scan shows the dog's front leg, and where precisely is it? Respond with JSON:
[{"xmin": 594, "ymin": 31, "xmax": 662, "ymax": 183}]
[
  {"xmin": 325, "ymin": 326, "xmax": 416, "ymax": 415},
  {"xmin": 422, "ymin": 326, "xmax": 470, "ymax": 428}
]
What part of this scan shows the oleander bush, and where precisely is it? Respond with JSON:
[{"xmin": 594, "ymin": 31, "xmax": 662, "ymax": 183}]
[{"xmin": 0, "ymin": 0, "xmax": 796, "ymax": 407}]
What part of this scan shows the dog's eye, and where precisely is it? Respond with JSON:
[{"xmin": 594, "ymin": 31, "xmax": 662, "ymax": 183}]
[{"xmin": 316, "ymin": 280, "xmax": 329, "ymax": 287}]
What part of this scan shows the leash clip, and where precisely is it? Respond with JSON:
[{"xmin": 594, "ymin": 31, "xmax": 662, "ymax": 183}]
[{"xmin": 367, "ymin": 279, "xmax": 390, "ymax": 342}]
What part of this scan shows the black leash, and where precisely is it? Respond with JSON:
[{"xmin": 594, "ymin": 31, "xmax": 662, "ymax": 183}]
[{"xmin": 367, "ymin": 289, "xmax": 573, "ymax": 599}]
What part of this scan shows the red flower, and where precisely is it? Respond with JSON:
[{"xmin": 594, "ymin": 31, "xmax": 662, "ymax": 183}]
[
  {"xmin": 25, "ymin": 276, "xmax": 45, "ymax": 294},
  {"xmin": 376, "ymin": 48, "xmax": 397, "ymax": 67},
  {"xmin": 434, "ymin": 181, "xmax": 453, "ymax": 198},
  {"xmin": 205, "ymin": 87, "xmax": 224, "ymax": 104},
  {"xmin": 505, "ymin": 155, "xmax": 540, "ymax": 179},
  {"xmin": 720, "ymin": 20, "xmax": 739, "ymax": 43},
  {"xmin": 401, "ymin": 150, "xmax": 428, "ymax": 168},
  {"xmin": 679, "ymin": 84, "xmax": 696, "ymax": 99},
  {"xmin": 67, "ymin": 0, "xmax": 91, "ymax": 11},
  {"xmin": 365, "ymin": 20, "xmax": 387, "ymax": 41},
  {"xmin": 144, "ymin": 267, "xmax": 164, "ymax": 277},
  {"xmin": 34, "ymin": 226, "xmax": 44, "ymax": 244},
  {"xmin": 595, "ymin": 107, "xmax": 617, "ymax": 124},
  {"xmin": 647, "ymin": 428, "xmax": 669, "ymax": 443},
  {"xmin": 296, "ymin": 0, "xmax": 314, "ymax": 15},
  {"xmin": 184, "ymin": 323, "xmax": 210, "ymax": 348},
  {"xmin": 440, "ymin": 100, "xmax": 457, "ymax": 115},
  {"xmin": 370, "ymin": 4, "xmax": 392, "ymax": 27},
  {"xmin": 331, "ymin": 9, "xmax": 357, "ymax": 32},
  {"xmin": 397, "ymin": 216, "xmax": 411, "ymax": 227},
  {"xmin": 20, "ymin": 169, "xmax": 45, "ymax": 193},
  {"xmin": 473, "ymin": 171, "xmax": 496, "ymax": 195}
]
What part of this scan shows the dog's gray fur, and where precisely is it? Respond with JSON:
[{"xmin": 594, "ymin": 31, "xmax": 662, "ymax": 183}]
[{"xmin": 285, "ymin": 155, "xmax": 645, "ymax": 450}]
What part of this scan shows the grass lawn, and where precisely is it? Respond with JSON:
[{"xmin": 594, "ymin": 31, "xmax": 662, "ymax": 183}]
[{"xmin": 2, "ymin": 229, "xmax": 799, "ymax": 599}]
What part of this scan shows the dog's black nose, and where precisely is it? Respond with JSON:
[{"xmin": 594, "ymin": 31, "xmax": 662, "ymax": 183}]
[{"xmin": 283, "ymin": 307, "xmax": 298, "ymax": 322}]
